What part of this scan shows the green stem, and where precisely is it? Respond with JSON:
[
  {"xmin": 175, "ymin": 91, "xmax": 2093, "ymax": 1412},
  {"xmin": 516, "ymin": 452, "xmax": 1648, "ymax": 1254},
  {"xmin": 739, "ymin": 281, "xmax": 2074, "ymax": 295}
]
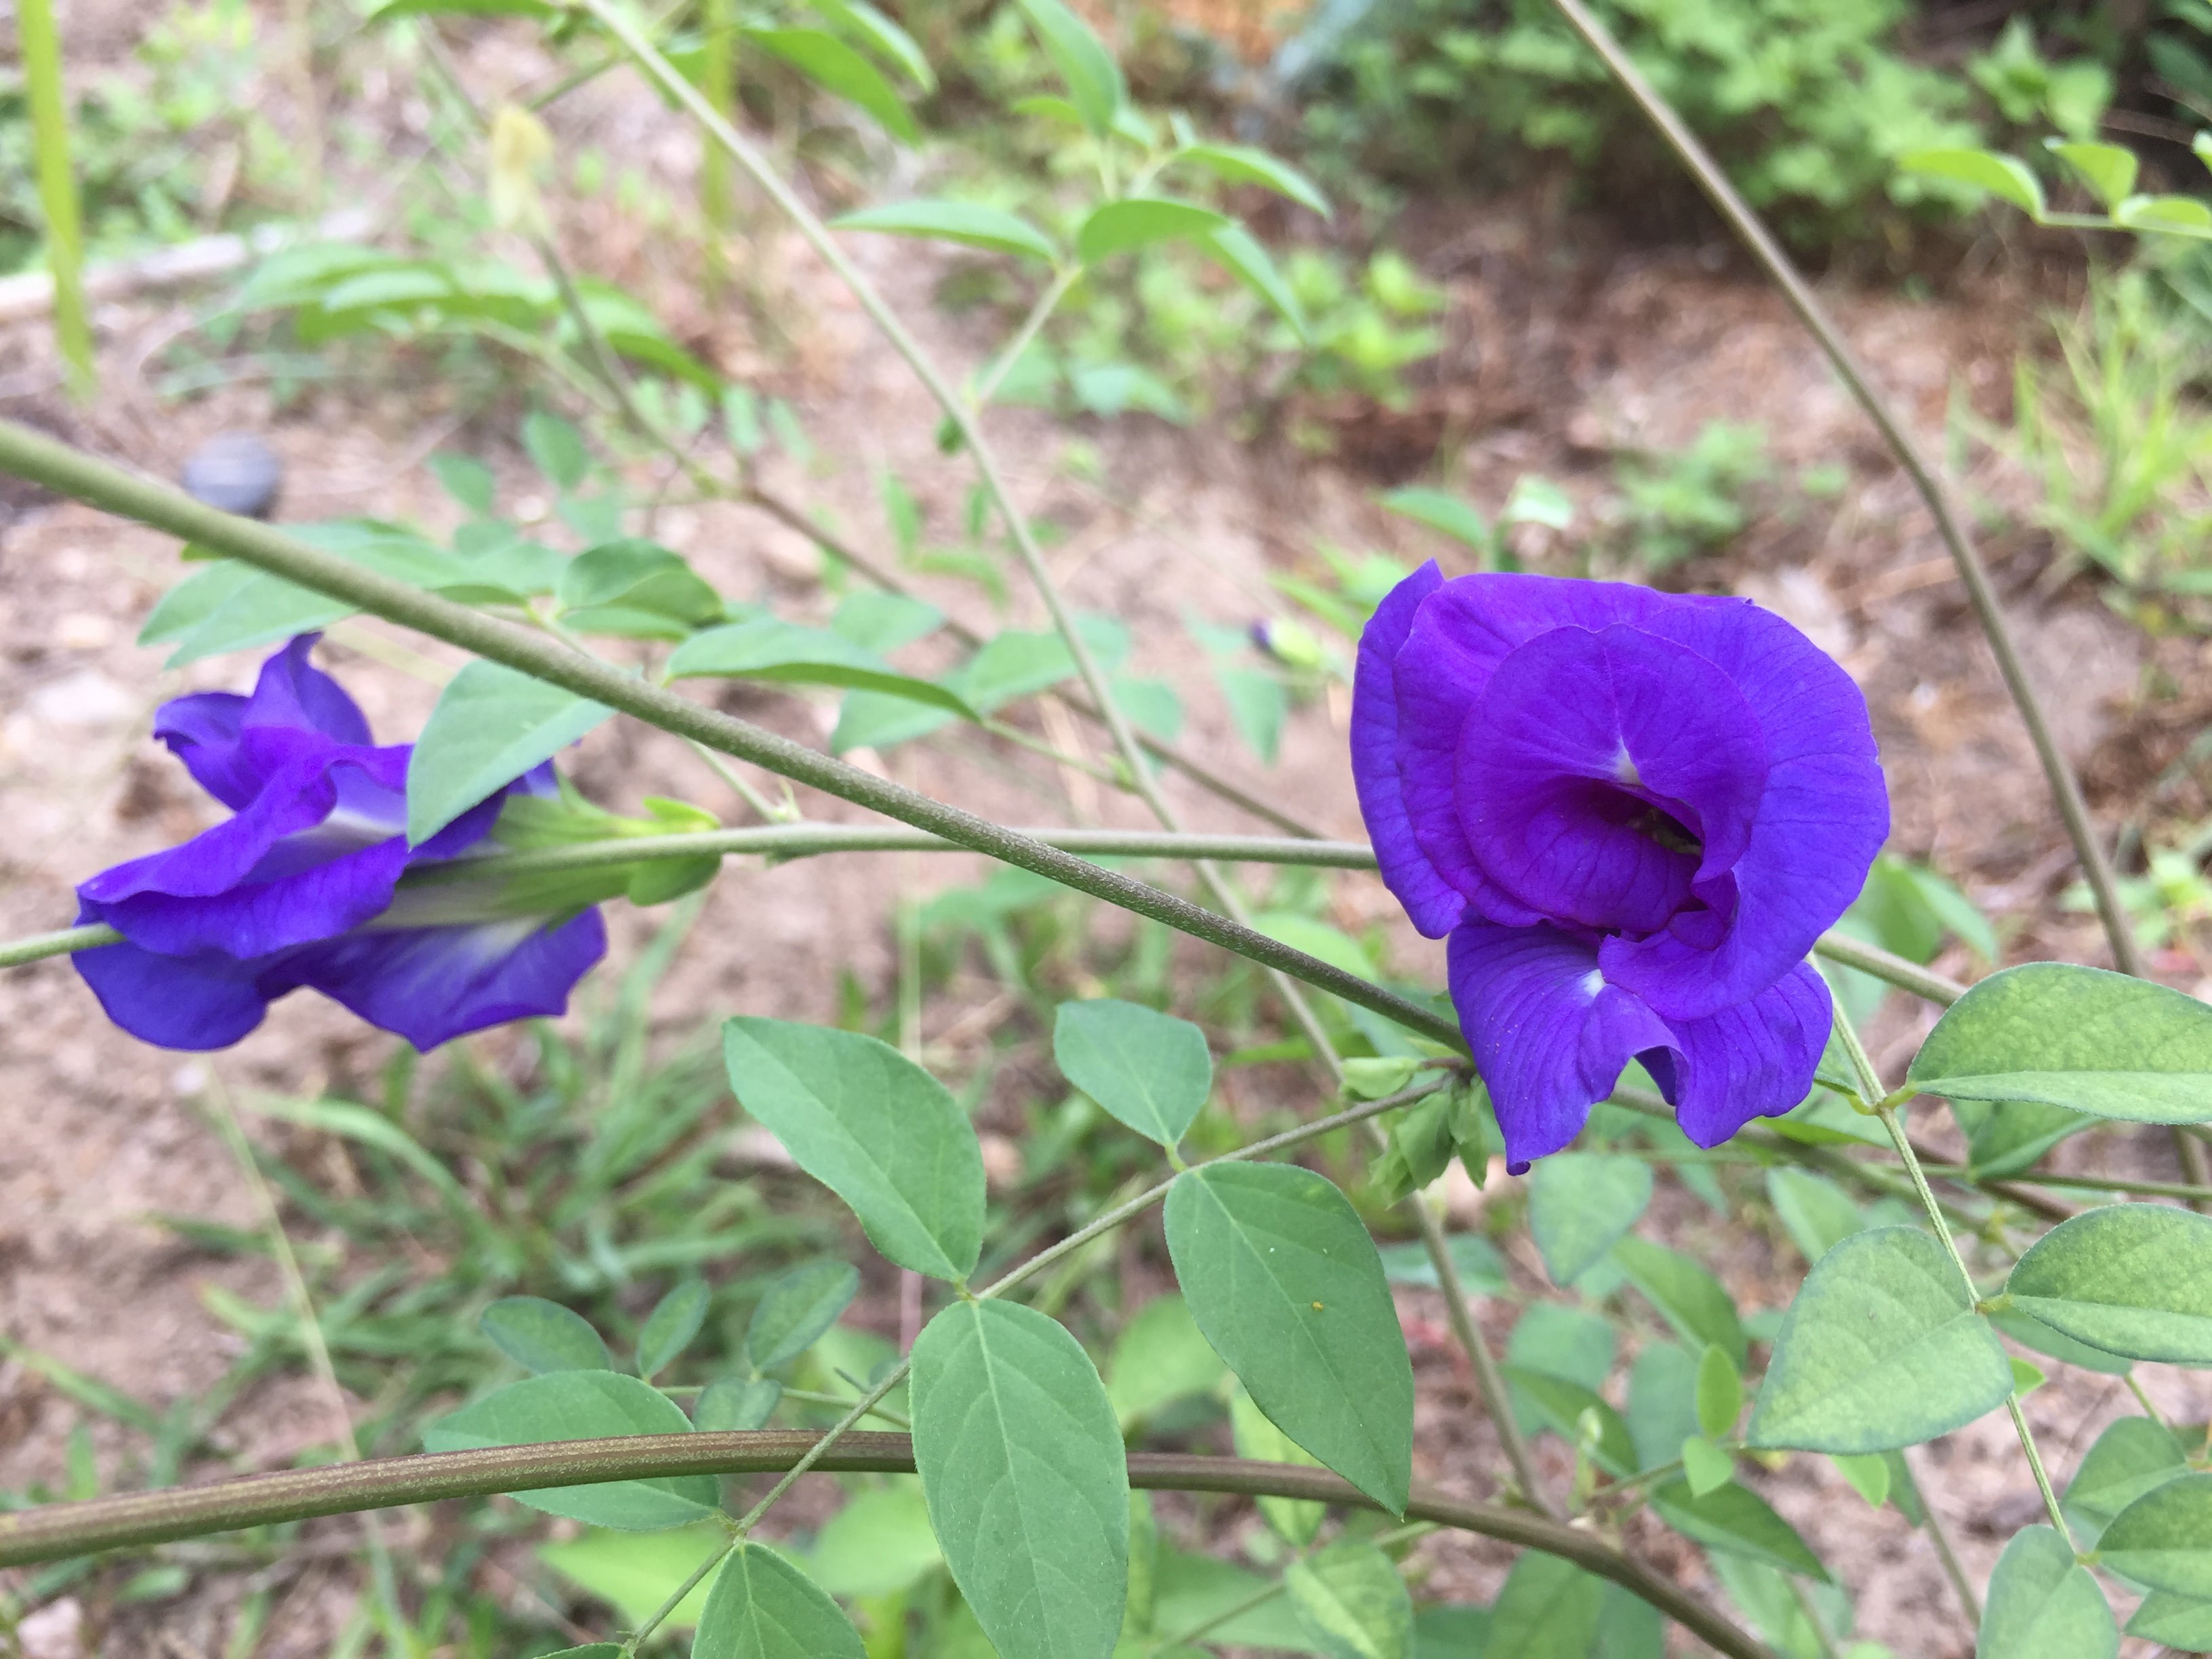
[
  {"xmin": 972, "ymin": 264, "xmax": 1082, "ymax": 409},
  {"xmin": 0, "ymin": 1441, "xmax": 1769, "ymax": 1658},
  {"xmin": 0, "ymin": 417, "xmax": 1458, "ymax": 1049},
  {"xmin": 1, "ymin": 924, "xmax": 118, "ymax": 968},
  {"xmin": 16, "ymin": 0, "xmax": 93, "ymax": 398},
  {"xmin": 1538, "ymin": 0, "xmax": 2142, "ymax": 982}
]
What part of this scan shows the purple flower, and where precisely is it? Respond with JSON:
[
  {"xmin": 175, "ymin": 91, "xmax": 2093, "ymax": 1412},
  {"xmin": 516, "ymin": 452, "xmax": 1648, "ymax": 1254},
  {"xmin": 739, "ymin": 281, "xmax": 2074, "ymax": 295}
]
[
  {"xmin": 1353, "ymin": 566, "xmax": 1887, "ymax": 1170},
  {"xmin": 73, "ymin": 637, "xmax": 607, "ymax": 1051}
]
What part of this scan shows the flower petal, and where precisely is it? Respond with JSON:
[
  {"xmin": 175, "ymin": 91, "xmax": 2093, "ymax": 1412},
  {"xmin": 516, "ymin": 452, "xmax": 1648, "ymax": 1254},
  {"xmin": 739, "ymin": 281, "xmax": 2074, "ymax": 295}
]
[
  {"xmin": 1447, "ymin": 920, "xmax": 1675, "ymax": 1172},
  {"xmin": 272, "ymin": 908, "xmax": 607, "ymax": 1050},
  {"xmin": 80, "ymin": 749, "xmax": 415, "ymax": 957},
  {"xmin": 1351, "ymin": 562, "xmax": 1466, "ymax": 937},
  {"xmin": 70, "ymin": 933, "xmax": 272, "ymax": 1050},
  {"xmin": 244, "ymin": 634, "xmax": 373, "ymax": 746},
  {"xmin": 152, "ymin": 691, "xmax": 257, "ymax": 808},
  {"xmin": 1643, "ymin": 962, "xmax": 1832, "ymax": 1147},
  {"xmin": 1601, "ymin": 598, "xmax": 1887, "ymax": 1017},
  {"xmin": 1460, "ymin": 622, "xmax": 1767, "ymax": 934}
]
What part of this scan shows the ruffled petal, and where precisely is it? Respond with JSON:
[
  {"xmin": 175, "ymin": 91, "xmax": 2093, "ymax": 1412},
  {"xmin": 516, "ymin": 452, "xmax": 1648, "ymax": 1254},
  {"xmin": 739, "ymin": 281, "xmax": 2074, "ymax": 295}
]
[
  {"xmin": 1447, "ymin": 920, "xmax": 1675, "ymax": 1172},
  {"xmin": 1351, "ymin": 562, "xmax": 1466, "ymax": 937},
  {"xmin": 79, "ymin": 748, "xmax": 415, "ymax": 957},
  {"xmin": 70, "ymin": 932, "xmax": 273, "ymax": 1050},
  {"xmin": 1460, "ymin": 622, "xmax": 1767, "ymax": 934},
  {"xmin": 1395, "ymin": 577, "xmax": 1668, "ymax": 928},
  {"xmin": 272, "ymin": 908, "xmax": 607, "ymax": 1050},
  {"xmin": 243, "ymin": 634, "xmax": 373, "ymax": 746},
  {"xmin": 152, "ymin": 692, "xmax": 256, "ymax": 809},
  {"xmin": 1601, "ymin": 598, "xmax": 1887, "ymax": 1018},
  {"xmin": 1644, "ymin": 962, "xmax": 1832, "ymax": 1147}
]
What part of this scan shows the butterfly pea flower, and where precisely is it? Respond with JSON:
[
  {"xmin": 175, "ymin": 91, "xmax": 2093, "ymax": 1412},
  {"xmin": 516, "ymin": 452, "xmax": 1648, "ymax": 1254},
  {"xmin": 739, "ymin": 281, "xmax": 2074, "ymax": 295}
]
[
  {"xmin": 1352, "ymin": 566, "xmax": 1888, "ymax": 1170},
  {"xmin": 72, "ymin": 636, "xmax": 607, "ymax": 1051}
]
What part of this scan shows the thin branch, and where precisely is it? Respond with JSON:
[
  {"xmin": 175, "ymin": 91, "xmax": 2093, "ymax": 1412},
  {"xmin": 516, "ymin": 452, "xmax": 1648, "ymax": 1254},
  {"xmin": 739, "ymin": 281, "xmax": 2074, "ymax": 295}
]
[{"xmin": 0, "ymin": 1439, "xmax": 1771, "ymax": 1658}]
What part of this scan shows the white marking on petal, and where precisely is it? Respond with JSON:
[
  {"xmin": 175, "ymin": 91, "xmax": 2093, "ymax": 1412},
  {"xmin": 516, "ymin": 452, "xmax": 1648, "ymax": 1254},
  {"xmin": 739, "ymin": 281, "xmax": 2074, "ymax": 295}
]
[
  {"xmin": 1580, "ymin": 968, "xmax": 1605, "ymax": 999},
  {"xmin": 1612, "ymin": 745, "xmax": 1641, "ymax": 787}
]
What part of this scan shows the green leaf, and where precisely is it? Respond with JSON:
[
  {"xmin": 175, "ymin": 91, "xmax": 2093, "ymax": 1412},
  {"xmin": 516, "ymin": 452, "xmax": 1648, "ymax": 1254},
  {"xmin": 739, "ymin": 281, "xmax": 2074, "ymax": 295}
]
[
  {"xmin": 1977, "ymin": 1525, "xmax": 2116, "ymax": 1659},
  {"xmin": 808, "ymin": 1483, "xmax": 942, "ymax": 1597},
  {"xmin": 2102, "ymin": 1475, "xmax": 2212, "ymax": 1595},
  {"xmin": 1746, "ymin": 1227, "xmax": 2012, "ymax": 1452},
  {"xmin": 1199, "ymin": 224, "xmax": 1309, "ymax": 341},
  {"xmin": 1765, "ymin": 1167, "xmax": 1870, "ymax": 1265},
  {"xmin": 636, "ymin": 1281, "xmax": 711, "ymax": 1380},
  {"xmin": 722, "ymin": 1019, "xmax": 985, "ymax": 1282},
  {"xmin": 2114, "ymin": 194, "xmax": 2212, "ymax": 234},
  {"xmin": 1379, "ymin": 488, "xmax": 1490, "ymax": 552},
  {"xmin": 800, "ymin": 0, "xmax": 935, "ymax": 88},
  {"xmin": 909, "ymin": 1299, "xmax": 1130, "ymax": 1659},
  {"xmin": 523, "ymin": 411, "xmax": 590, "ymax": 489},
  {"xmin": 1695, "ymin": 1344, "xmax": 1742, "ymax": 1439},
  {"xmin": 556, "ymin": 540, "xmax": 724, "ymax": 636},
  {"xmin": 1528, "ymin": 1155, "xmax": 1652, "ymax": 1285},
  {"xmin": 1952, "ymin": 1099, "xmax": 2093, "ymax": 1180},
  {"xmin": 1988, "ymin": 1305, "xmax": 2135, "ymax": 1376},
  {"xmin": 538, "ymin": 1527, "xmax": 723, "ymax": 1630},
  {"xmin": 1053, "ymin": 999, "xmax": 1212, "ymax": 1146},
  {"xmin": 743, "ymin": 1261, "xmax": 861, "ymax": 1373},
  {"xmin": 1107, "ymin": 1293, "xmax": 1227, "ymax": 1429},
  {"xmin": 1906, "ymin": 963, "xmax": 2212, "ymax": 1123},
  {"xmin": 1681, "ymin": 1435, "xmax": 1734, "ymax": 1498},
  {"xmin": 371, "ymin": 0, "xmax": 559, "ymax": 16},
  {"xmin": 1012, "ymin": 0, "xmax": 1125, "ymax": 136},
  {"xmin": 743, "ymin": 28, "xmax": 918, "ymax": 141},
  {"xmin": 2064, "ymin": 1416, "xmax": 2188, "ymax": 1547},
  {"xmin": 1899, "ymin": 147, "xmax": 2047, "ymax": 216},
  {"xmin": 1164, "ymin": 1162, "xmax": 1413, "ymax": 1513},
  {"xmin": 423, "ymin": 1372, "xmax": 718, "ymax": 1529},
  {"xmin": 1375, "ymin": 1232, "xmax": 1507, "ymax": 1295},
  {"xmin": 144, "ymin": 528, "xmax": 459, "ymax": 665},
  {"xmin": 1215, "ymin": 665, "xmax": 1288, "ymax": 764},
  {"xmin": 2127, "ymin": 1589, "xmax": 2212, "ymax": 1650},
  {"xmin": 694, "ymin": 1541, "xmax": 866, "ymax": 1659},
  {"xmin": 1627, "ymin": 1342, "xmax": 1699, "ymax": 1473},
  {"xmin": 1286, "ymin": 1541, "xmax": 1414, "ymax": 1659},
  {"xmin": 832, "ymin": 200, "xmax": 1059, "ymax": 262},
  {"xmin": 2047, "ymin": 140, "xmax": 2139, "ymax": 209},
  {"xmin": 1505, "ymin": 1368, "xmax": 1637, "ymax": 1476},
  {"xmin": 1229, "ymin": 1383, "xmax": 1326, "ymax": 1544},
  {"xmin": 483, "ymin": 1297, "xmax": 612, "ymax": 1374},
  {"xmin": 406, "ymin": 661, "xmax": 613, "ymax": 845},
  {"xmin": 1170, "ymin": 144, "xmax": 1330, "ymax": 217},
  {"xmin": 1830, "ymin": 1452, "xmax": 1890, "ymax": 1508},
  {"xmin": 1075, "ymin": 199, "xmax": 1233, "ymax": 265},
  {"xmin": 832, "ymin": 591, "xmax": 943, "ymax": 653},
  {"xmin": 1650, "ymin": 1479, "xmax": 1828, "ymax": 1580},
  {"xmin": 1612, "ymin": 1237, "xmax": 1747, "ymax": 1370},
  {"xmin": 696, "ymin": 1376, "xmax": 781, "ymax": 1431},
  {"xmin": 2005, "ymin": 1203, "xmax": 2212, "ymax": 1364},
  {"xmin": 430, "ymin": 453, "xmax": 497, "ymax": 515},
  {"xmin": 669, "ymin": 619, "xmax": 977, "ymax": 715},
  {"xmin": 1483, "ymin": 1553, "xmax": 1601, "ymax": 1659}
]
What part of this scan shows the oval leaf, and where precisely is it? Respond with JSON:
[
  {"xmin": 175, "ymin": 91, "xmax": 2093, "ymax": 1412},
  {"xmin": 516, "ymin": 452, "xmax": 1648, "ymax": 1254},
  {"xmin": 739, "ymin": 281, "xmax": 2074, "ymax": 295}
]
[
  {"xmin": 1286, "ymin": 1541, "xmax": 1414, "ymax": 1659},
  {"xmin": 744, "ymin": 27, "xmax": 917, "ymax": 140},
  {"xmin": 483, "ymin": 1296, "xmax": 611, "ymax": 1374},
  {"xmin": 743, "ymin": 1260, "xmax": 861, "ymax": 1373},
  {"xmin": 1528, "ymin": 1154, "xmax": 1653, "ymax": 1285},
  {"xmin": 832, "ymin": 200, "xmax": 1059, "ymax": 262},
  {"xmin": 694, "ymin": 1541, "xmax": 866, "ymax": 1659},
  {"xmin": 2128, "ymin": 1589, "xmax": 2212, "ymax": 1648},
  {"xmin": 1906, "ymin": 963, "xmax": 2212, "ymax": 1124},
  {"xmin": 2046, "ymin": 139, "xmax": 2139, "ymax": 209},
  {"xmin": 2095, "ymin": 1473, "xmax": 2212, "ymax": 1597},
  {"xmin": 1978, "ymin": 1525, "xmax": 2117, "ymax": 1659},
  {"xmin": 422, "ymin": 1372, "xmax": 717, "ymax": 1530},
  {"xmin": 1012, "ymin": 0, "xmax": 1124, "ymax": 136},
  {"xmin": 723, "ymin": 1018, "xmax": 985, "ymax": 1282},
  {"xmin": 1075, "ymin": 199, "xmax": 1232, "ymax": 265},
  {"xmin": 1899, "ymin": 146, "xmax": 2047, "ymax": 216},
  {"xmin": 557, "ymin": 539, "xmax": 723, "ymax": 629},
  {"xmin": 2064, "ymin": 1416, "xmax": 2188, "ymax": 1547},
  {"xmin": 1612, "ymin": 1237, "xmax": 1746, "ymax": 1371},
  {"xmin": 1172, "ymin": 144, "xmax": 1329, "ymax": 217},
  {"xmin": 1200, "ymin": 225, "xmax": 1309, "ymax": 342},
  {"xmin": 669, "ymin": 619, "xmax": 977, "ymax": 716},
  {"xmin": 407, "ymin": 660, "xmax": 612, "ymax": 845},
  {"xmin": 1164, "ymin": 1162, "xmax": 1413, "ymax": 1513},
  {"xmin": 697, "ymin": 1376, "xmax": 783, "ymax": 1431},
  {"xmin": 1648, "ymin": 1479, "xmax": 1828, "ymax": 1580},
  {"xmin": 636, "ymin": 1281, "xmax": 712, "ymax": 1379},
  {"xmin": 1053, "ymin": 998, "xmax": 1212, "ymax": 1146},
  {"xmin": 1746, "ymin": 1227, "xmax": 2013, "ymax": 1453},
  {"xmin": 909, "ymin": 1300, "xmax": 1130, "ymax": 1659},
  {"xmin": 2005, "ymin": 1204, "xmax": 2212, "ymax": 1364}
]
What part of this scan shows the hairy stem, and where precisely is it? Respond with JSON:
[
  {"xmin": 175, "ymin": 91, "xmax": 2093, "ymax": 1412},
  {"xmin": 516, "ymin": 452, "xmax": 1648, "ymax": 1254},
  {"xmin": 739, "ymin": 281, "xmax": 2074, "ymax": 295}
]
[{"xmin": 1538, "ymin": 0, "xmax": 2139, "ymax": 982}]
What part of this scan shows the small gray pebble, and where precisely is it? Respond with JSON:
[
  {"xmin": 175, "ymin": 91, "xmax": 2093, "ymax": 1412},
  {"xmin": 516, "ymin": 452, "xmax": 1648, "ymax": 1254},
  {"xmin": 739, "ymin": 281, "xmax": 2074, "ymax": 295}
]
[{"xmin": 182, "ymin": 431, "xmax": 283, "ymax": 519}]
